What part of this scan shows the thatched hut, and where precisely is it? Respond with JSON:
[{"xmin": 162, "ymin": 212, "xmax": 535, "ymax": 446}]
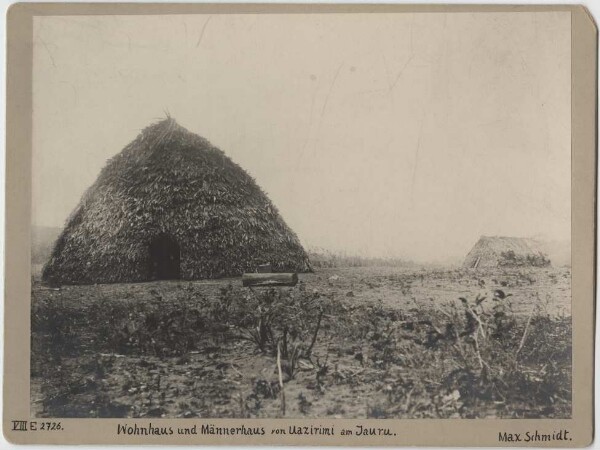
[
  {"xmin": 463, "ymin": 236, "xmax": 551, "ymax": 269},
  {"xmin": 43, "ymin": 118, "xmax": 311, "ymax": 285}
]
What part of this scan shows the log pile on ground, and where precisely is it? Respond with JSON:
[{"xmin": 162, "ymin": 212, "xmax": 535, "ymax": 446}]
[{"xmin": 242, "ymin": 272, "xmax": 298, "ymax": 287}]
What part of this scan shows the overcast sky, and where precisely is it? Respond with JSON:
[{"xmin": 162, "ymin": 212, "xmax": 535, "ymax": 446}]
[{"xmin": 32, "ymin": 12, "xmax": 571, "ymax": 263}]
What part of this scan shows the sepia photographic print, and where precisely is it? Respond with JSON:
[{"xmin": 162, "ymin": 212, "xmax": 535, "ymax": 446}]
[{"xmin": 4, "ymin": 3, "xmax": 596, "ymax": 447}]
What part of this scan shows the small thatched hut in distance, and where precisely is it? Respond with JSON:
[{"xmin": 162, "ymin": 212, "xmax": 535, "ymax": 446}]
[
  {"xmin": 43, "ymin": 118, "xmax": 311, "ymax": 285},
  {"xmin": 463, "ymin": 236, "xmax": 551, "ymax": 269}
]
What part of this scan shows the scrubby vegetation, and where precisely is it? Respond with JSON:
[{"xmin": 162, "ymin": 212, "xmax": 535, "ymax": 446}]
[
  {"xmin": 307, "ymin": 248, "xmax": 415, "ymax": 269},
  {"xmin": 499, "ymin": 250, "xmax": 551, "ymax": 268},
  {"xmin": 31, "ymin": 267, "xmax": 571, "ymax": 419}
]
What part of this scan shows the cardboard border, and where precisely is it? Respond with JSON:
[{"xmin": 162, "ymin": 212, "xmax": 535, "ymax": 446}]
[{"xmin": 4, "ymin": 3, "xmax": 597, "ymax": 446}]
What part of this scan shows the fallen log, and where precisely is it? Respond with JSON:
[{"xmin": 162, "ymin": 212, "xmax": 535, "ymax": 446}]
[{"xmin": 242, "ymin": 272, "xmax": 298, "ymax": 287}]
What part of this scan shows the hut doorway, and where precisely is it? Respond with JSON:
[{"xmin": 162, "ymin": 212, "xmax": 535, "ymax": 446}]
[{"xmin": 149, "ymin": 234, "xmax": 181, "ymax": 280}]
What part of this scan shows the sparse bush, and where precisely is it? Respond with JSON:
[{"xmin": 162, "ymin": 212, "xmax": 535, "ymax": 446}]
[
  {"xmin": 499, "ymin": 250, "xmax": 551, "ymax": 268},
  {"xmin": 324, "ymin": 281, "xmax": 570, "ymax": 419},
  {"xmin": 223, "ymin": 286, "xmax": 326, "ymax": 378}
]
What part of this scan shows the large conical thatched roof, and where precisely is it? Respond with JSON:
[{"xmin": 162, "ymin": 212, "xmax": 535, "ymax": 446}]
[
  {"xmin": 463, "ymin": 236, "xmax": 551, "ymax": 269},
  {"xmin": 43, "ymin": 118, "xmax": 311, "ymax": 285}
]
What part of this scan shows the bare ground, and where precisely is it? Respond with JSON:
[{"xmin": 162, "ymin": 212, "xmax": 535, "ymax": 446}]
[{"xmin": 31, "ymin": 266, "xmax": 572, "ymax": 419}]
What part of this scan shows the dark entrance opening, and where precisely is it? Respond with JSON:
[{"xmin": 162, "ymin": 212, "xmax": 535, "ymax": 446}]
[{"xmin": 149, "ymin": 234, "xmax": 181, "ymax": 280}]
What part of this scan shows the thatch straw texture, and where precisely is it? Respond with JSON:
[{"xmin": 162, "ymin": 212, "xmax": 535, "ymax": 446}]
[
  {"xmin": 43, "ymin": 118, "xmax": 311, "ymax": 285},
  {"xmin": 463, "ymin": 236, "xmax": 551, "ymax": 269}
]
